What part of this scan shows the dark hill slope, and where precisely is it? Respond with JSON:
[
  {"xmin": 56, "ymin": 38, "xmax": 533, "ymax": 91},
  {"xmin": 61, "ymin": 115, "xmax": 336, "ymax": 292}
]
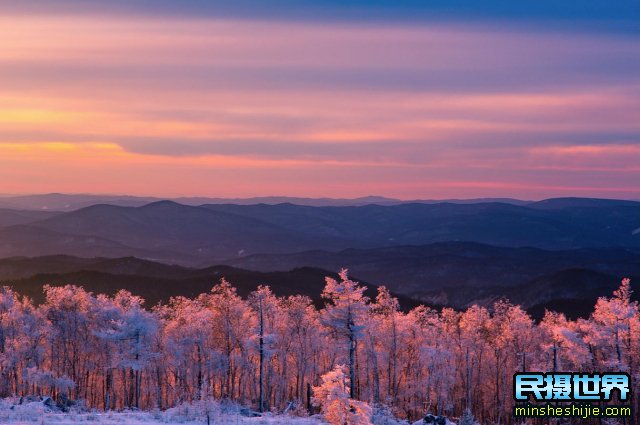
[
  {"xmin": 0, "ymin": 255, "xmax": 189, "ymax": 280},
  {"xmin": 1, "ymin": 261, "xmax": 421, "ymax": 310},
  {"xmin": 0, "ymin": 225, "xmax": 177, "ymax": 260},
  {"xmin": 224, "ymin": 243, "xmax": 640, "ymax": 295},
  {"xmin": 0, "ymin": 209, "xmax": 60, "ymax": 227}
]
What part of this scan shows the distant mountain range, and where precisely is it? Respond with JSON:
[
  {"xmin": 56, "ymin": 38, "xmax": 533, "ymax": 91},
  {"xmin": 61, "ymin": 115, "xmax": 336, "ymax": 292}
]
[
  {"xmin": 0, "ymin": 193, "xmax": 532, "ymax": 211},
  {"xmin": 0, "ymin": 198, "xmax": 638, "ymax": 264},
  {"xmin": 0, "ymin": 195, "xmax": 638, "ymax": 318}
]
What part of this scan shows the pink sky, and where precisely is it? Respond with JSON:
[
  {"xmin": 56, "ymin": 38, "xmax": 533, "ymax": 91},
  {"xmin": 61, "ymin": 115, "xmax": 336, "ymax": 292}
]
[{"xmin": 1, "ymin": 11, "xmax": 639, "ymax": 199}]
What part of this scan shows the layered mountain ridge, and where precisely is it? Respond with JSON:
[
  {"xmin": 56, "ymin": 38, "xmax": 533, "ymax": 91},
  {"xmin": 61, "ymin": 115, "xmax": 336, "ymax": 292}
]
[{"xmin": 0, "ymin": 196, "xmax": 637, "ymax": 318}]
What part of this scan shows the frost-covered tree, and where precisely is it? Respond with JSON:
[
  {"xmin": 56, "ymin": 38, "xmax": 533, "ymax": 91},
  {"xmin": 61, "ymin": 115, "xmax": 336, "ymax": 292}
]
[
  {"xmin": 41, "ymin": 285, "xmax": 98, "ymax": 401},
  {"xmin": 111, "ymin": 291, "xmax": 158, "ymax": 409},
  {"xmin": 321, "ymin": 269, "xmax": 369, "ymax": 399},
  {"xmin": 0, "ymin": 287, "xmax": 48, "ymax": 397},
  {"xmin": 282, "ymin": 294, "xmax": 322, "ymax": 410},
  {"xmin": 248, "ymin": 285, "xmax": 279, "ymax": 412},
  {"xmin": 0, "ymin": 273, "xmax": 636, "ymax": 424},
  {"xmin": 590, "ymin": 278, "xmax": 638, "ymax": 370},
  {"xmin": 371, "ymin": 286, "xmax": 406, "ymax": 405},
  {"xmin": 313, "ymin": 365, "xmax": 372, "ymax": 425},
  {"xmin": 458, "ymin": 408, "xmax": 479, "ymax": 425},
  {"xmin": 459, "ymin": 305, "xmax": 490, "ymax": 417},
  {"xmin": 200, "ymin": 279, "xmax": 254, "ymax": 401}
]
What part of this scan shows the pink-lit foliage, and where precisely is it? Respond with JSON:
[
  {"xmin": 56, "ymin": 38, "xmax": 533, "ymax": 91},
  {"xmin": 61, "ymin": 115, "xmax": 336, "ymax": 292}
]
[{"xmin": 0, "ymin": 274, "xmax": 637, "ymax": 424}]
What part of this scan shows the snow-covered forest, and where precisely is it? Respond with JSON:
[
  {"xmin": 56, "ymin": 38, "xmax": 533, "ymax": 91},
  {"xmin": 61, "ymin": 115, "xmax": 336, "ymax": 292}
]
[{"xmin": 0, "ymin": 271, "xmax": 636, "ymax": 424}]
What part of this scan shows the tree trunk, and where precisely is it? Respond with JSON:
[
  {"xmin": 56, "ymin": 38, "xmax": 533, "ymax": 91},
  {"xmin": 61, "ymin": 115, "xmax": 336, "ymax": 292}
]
[
  {"xmin": 348, "ymin": 309, "xmax": 356, "ymax": 399},
  {"xmin": 258, "ymin": 297, "xmax": 265, "ymax": 413}
]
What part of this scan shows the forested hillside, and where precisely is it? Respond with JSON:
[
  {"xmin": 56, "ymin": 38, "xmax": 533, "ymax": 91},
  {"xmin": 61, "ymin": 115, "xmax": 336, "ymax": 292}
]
[{"xmin": 0, "ymin": 272, "xmax": 636, "ymax": 424}]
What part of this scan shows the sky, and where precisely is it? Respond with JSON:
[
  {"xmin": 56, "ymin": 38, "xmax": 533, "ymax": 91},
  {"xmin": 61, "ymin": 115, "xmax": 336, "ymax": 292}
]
[{"xmin": 1, "ymin": 0, "xmax": 639, "ymax": 200}]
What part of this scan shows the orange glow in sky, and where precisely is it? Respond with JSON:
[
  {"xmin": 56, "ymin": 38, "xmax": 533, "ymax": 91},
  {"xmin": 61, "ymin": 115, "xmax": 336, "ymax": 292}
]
[{"xmin": 1, "ymin": 8, "xmax": 639, "ymax": 199}]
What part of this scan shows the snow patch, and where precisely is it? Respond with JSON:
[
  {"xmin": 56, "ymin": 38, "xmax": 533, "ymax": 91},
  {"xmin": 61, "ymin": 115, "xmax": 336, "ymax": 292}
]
[{"xmin": 0, "ymin": 399, "xmax": 327, "ymax": 424}]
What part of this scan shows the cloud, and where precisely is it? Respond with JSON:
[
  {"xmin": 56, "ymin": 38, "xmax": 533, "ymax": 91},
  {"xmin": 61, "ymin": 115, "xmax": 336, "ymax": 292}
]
[
  {"xmin": 2, "ymin": 17, "xmax": 638, "ymax": 93},
  {"xmin": 0, "ymin": 11, "xmax": 638, "ymax": 199},
  {"xmin": 5, "ymin": 0, "xmax": 639, "ymax": 34}
]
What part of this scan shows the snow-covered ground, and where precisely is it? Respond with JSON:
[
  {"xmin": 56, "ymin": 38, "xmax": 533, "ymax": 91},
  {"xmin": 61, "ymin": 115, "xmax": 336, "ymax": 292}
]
[
  {"xmin": 0, "ymin": 399, "xmax": 326, "ymax": 425},
  {"xmin": 0, "ymin": 398, "xmax": 419, "ymax": 424}
]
